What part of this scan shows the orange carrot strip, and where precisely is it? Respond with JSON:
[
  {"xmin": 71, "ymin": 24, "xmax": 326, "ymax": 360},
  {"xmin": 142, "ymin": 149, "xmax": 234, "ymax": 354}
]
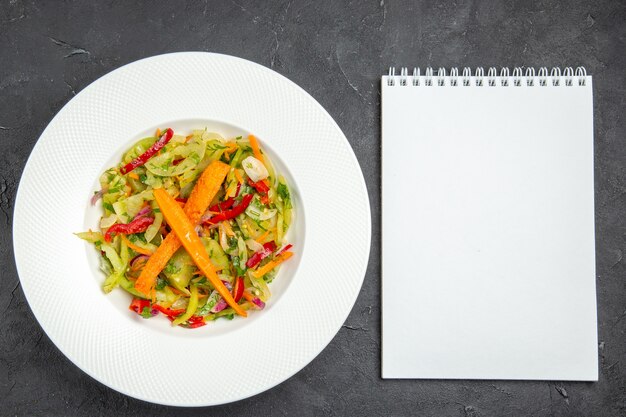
[
  {"xmin": 168, "ymin": 286, "xmax": 184, "ymax": 295},
  {"xmin": 225, "ymin": 142, "xmax": 238, "ymax": 154},
  {"xmin": 134, "ymin": 161, "xmax": 231, "ymax": 295},
  {"xmin": 128, "ymin": 172, "xmax": 139, "ymax": 180},
  {"xmin": 251, "ymin": 252, "xmax": 293, "ymax": 278},
  {"xmin": 120, "ymin": 234, "xmax": 154, "ymax": 256},
  {"xmin": 255, "ymin": 230, "xmax": 270, "ymax": 243},
  {"xmin": 153, "ymin": 188, "xmax": 246, "ymax": 317},
  {"xmin": 234, "ymin": 169, "xmax": 244, "ymax": 184},
  {"xmin": 155, "ymin": 128, "xmax": 162, "ymax": 137},
  {"xmin": 222, "ymin": 220, "xmax": 235, "ymax": 237},
  {"xmin": 248, "ymin": 135, "xmax": 264, "ymax": 164},
  {"xmin": 134, "ymin": 237, "xmax": 179, "ymax": 295}
]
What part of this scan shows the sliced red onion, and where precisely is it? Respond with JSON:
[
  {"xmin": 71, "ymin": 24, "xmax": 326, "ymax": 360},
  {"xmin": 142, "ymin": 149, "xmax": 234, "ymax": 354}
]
[
  {"xmin": 150, "ymin": 307, "xmax": 159, "ymax": 317},
  {"xmin": 210, "ymin": 298, "xmax": 228, "ymax": 313},
  {"xmin": 251, "ymin": 297, "xmax": 265, "ymax": 310},
  {"xmin": 90, "ymin": 189, "xmax": 104, "ymax": 206},
  {"xmin": 135, "ymin": 206, "xmax": 152, "ymax": 218},
  {"xmin": 207, "ymin": 281, "xmax": 233, "ymax": 313},
  {"xmin": 130, "ymin": 254, "xmax": 150, "ymax": 268},
  {"xmin": 195, "ymin": 225, "xmax": 203, "ymax": 237}
]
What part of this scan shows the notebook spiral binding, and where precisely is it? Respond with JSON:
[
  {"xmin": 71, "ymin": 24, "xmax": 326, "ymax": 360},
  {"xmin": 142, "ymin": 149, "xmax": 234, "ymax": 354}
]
[{"xmin": 387, "ymin": 67, "xmax": 587, "ymax": 87}]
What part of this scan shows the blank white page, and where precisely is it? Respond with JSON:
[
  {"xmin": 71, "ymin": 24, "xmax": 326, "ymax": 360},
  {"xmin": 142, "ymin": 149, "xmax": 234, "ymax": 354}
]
[{"xmin": 381, "ymin": 73, "xmax": 597, "ymax": 380}]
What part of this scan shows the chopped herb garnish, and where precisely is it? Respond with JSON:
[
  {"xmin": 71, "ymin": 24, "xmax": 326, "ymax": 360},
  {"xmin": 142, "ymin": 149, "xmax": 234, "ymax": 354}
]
[
  {"xmin": 277, "ymin": 183, "xmax": 290, "ymax": 200},
  {"xmin": 232, "ymin": 256, "xmax": 247, "ymax": 276},
  {"xmin": 140, "ymin": 306, "xmax": 153, "ymax": 319},
  {"xmin": 164, "ymin": 262, "xmax": 180, "ymax": 275},
  {"xmin": 156, "ymin": 276, "xmax": 167, "ymax": 290}
]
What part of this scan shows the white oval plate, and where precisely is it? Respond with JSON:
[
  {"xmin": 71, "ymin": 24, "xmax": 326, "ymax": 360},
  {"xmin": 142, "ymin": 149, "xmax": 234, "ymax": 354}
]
[{"xmin": 13, "ymin": 53, "xmax": 371, "ymax": 406}]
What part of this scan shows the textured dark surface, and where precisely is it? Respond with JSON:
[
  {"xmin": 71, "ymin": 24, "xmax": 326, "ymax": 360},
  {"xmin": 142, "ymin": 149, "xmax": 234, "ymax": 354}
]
[{"xmin": 1, "ymin": 0, "xmax": 625, "ymax": 415}]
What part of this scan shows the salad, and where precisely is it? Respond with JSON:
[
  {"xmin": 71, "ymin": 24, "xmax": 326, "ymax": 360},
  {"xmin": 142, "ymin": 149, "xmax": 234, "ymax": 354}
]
[{"xmin": 77, "ymin": 128, "xmax": 294, "ymax": 328}]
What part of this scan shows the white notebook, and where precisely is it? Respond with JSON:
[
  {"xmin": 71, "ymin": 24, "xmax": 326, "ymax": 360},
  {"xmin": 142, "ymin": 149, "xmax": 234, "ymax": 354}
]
[{"xmin": 381, "ymin": 67, "xmax": 597, "ymax": 380}]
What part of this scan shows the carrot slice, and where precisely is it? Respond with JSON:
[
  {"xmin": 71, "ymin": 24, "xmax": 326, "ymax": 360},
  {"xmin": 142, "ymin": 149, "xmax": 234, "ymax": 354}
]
[
  {"xmin": 120, "ymin": 234, "xmax": 153, "ymax": 256},
  {"xmin": 222, "ymin": 220, "xmax": 235, "ymax": 237},
  {"xmin": 242, "ymin": 291, "xmax": 256, "ymax": 303},
  {"xmin": 133, "ymin": 160, "xmax": 231, "ymax": 295},
  {"xmin": 225, "ymin": 142, "xmax": 238, "ymax": 154},
  {"xmin": 153, "ymin": 188, "xmax": 247, "ymax": 317},
  {"xmin": 251, "ymin": 251, "xmax": 293, "ymax": 278},
  {"xmin": 248, "ymin": 134, "xmax": 264, "ymax": 164},
  {"xmin": 168, "ymin": 285, "xmax": 184, "ymax": 296},
  {"xmin": 255, "ymin": 229, "xmax": 270, "ymax": 243},
  {"xmin": 234, "ymin": 169, "xmax": 244, "ymax": 184}
]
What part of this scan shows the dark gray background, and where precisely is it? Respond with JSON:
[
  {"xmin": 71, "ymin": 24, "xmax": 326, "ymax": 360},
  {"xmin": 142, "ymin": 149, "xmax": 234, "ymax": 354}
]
[{"xmin": 1, "ymin": 0, "xmax": 624, "ymax": 415}]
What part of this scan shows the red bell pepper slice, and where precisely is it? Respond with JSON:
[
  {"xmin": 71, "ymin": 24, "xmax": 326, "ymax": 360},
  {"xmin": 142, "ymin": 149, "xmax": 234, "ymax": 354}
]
[
  {"xmin": 164, "ymin": 314, "xmax": 205, "ymax": 328},
  {"xmin": 185, "ymin": 316, "xmax": 206, "ymax": 328},
  {"xmin": 152, "ymin": 304, "xmax": 185, "ymax": 318},
  {"xmin": 104, "ymin": 216, "xmax": 154, "ymax": 242},
  {"xmin": 232, "ymin": 277, "xmax": 244, "ymax": 303},
  {"xmin": 120, "ymin": 128, "xmax": 174, "ymax": 174},
  {"xmin": 129, "ymin": 298, "xmax": 150, "ymax": 314},
  {"xmin": 245, "ymin": 241, "xmax": 277, "ymax": 268},
  {"xmin": 277, "ymin": 243, "xmax": 293, "ymax": 256},
  {"xmin": 204, "ymin": 194, "xmax": 254, "ymax": 225},
  {"xmin": 209, "ymin": 197, "xmax": 235, "ymax": 212},
  {"xmin": 247, "ymin": 178, "xmax": 269, "ymax": 195}
]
